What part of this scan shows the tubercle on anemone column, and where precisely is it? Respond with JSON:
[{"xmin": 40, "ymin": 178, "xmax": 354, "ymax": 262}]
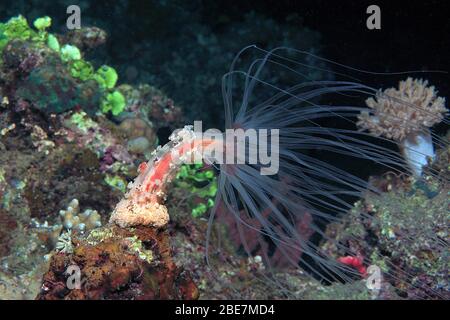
[{"xmin": 109, "ymin": 125, "xmax": 221, "ymax": 229}]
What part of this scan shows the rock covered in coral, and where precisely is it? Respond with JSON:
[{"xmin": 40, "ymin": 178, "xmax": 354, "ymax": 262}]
[
  {"xmin": 0, "ymin": 216, "xmax": 51, "ymax": 299},
  {"xmin": 117, "ymin": 84, "xmax": 184, "ymax": 129},
  {"xmin": 0, "ymin": 15, "xmax": 126, "ymax": 118},
  {"xmin": 119, "ymin": 117, "xmax": 156, "ymax": 141},
  {"xmin": 0, "ymin": 107, "xmax": 131, "ymax": 299},
  {"xmin": 37, "ymin": 224, "xmax": 199, "ymax": 300},
  {"xmin": 60, "ymin": 27, "xmax": 108, "ymax": 51},
  {"xmin": 113, "ymin": 84, "xmax": 186, "ymax": 157},
  {"xmin": 2, "ymin": 39, "xmax": 102, "ymax": 115},
  {"xmin": 321, "ymin": 169, "xmax": 449, "ymax": 299},
  {"xmin": 0, "ymin": 15, "xmax": 187, "ymax": 301},
  {"xmin": 0, "ymin": 14, "xmax": 192, "ymax": 301},
  {"xmin": 15, "ymin": 57, "xmax": 103, "ymax": 115}
]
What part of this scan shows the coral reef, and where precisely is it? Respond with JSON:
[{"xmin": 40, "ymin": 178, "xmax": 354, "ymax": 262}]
[
  {"xmin": 0, "ymin": 15, "xmax": 124, "ymax": 117},
  {"xmin": 165, "ymin": 182, "xmax": 391, "ymax": 300},
  {"xmin": 0, "ymin": 10, "xmax": 447, "ymax": 301},
  {"xmin": 0, "ymin": 16, "xmax": 141, "ymax": 299},
  {"xmin": 60, "ymin": 26, "xmax": 107, "ymax": 52},
  {"xmin": 0, "ymin": 13, "xmax": 198, "ymax": 300},
  {"xmin": 117, "ymin": 83, "xmax": 184, "ymax": 138},
  {"xmin": 321, "ymin": 141, "xmax": 449, "ymax": 299},
  {"xmin": 37, "ymin": 225, "xmax": 198, "ymax": 300}
]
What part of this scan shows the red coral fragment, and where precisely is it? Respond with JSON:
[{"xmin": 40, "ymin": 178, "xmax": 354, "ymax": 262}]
[{"xmin": 338, "ymin": 255, "xmax": 367, "ymax": 277}]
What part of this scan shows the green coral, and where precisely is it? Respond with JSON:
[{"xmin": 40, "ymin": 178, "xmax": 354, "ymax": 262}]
[
  {"xmin": 0, "ymin": 15, "xmax": 33, "ymax": 52},
  {"xmin": 101, "ymin": 91, "xmax": 126, "ymax": 116},
  {"xmin": 0, "ymin": 14, "xmax": 126, "ymax": 116},
  {"xmin": 68, "ymin": 111, "xmax": 97, "ymax": 133},
  {"xmin": 33, "ymin": 16, "xmax": 51, "ymax": 31},
  {"xmin": 175, "ymin": 163, "xmax": 217, "ymax": 218},
  {"xmin": 69, "ymin": 60, "xmax": 95, "ymax": 81},
  {"xmin": 104, "ymin": 174, "xmax": 127, "ymax": 193},
  {"xmin": 60, "ymin": 44, "xmax": 81, "ymax": 62},
  {"xmin": 0, "ymin": 15, "xmax": 52, "ymax": 53},
  {"xmin": 2, "ymin": 15, "xmax": 34, "ymax": 41},
  {"xmin": 94, "ymin": 65, "xmax": 118, "ymax": 89},
  {"xmin": 0, "ymin": 167, "xmax": 5, "ymax": 183},
  {"xmin": 46, "ymin": 34, "xmax": 60, "ymax": 51},
  {"xmin": 86, "ymin": 227, "xmax": 115, "ymax": 246},
  {"xmin": 95, "ymin": 66, "xmax": 126, "ymax": 116},
  {"xmin": 0, "ymin": 27, "xmax": 8, "ymax": 51},
  {"xmin": 125, "ymin": 236, "xmax": 154, "ymax": 264}
]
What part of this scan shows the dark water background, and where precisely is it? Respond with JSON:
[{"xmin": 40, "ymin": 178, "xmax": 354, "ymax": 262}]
[{"xmin": 1, "ymin": 0, "xmax": 448, "ymax": 127}]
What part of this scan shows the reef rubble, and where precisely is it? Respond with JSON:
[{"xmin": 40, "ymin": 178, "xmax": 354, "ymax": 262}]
[{"xmin": 37, "ymin": 224, "xmax": 199, "ymax": 300}]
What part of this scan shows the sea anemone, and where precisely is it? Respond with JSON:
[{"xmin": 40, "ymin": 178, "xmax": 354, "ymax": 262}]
[{"xmin": 109, "ymin": 46, "xmax": 449, "ymax": 298}]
